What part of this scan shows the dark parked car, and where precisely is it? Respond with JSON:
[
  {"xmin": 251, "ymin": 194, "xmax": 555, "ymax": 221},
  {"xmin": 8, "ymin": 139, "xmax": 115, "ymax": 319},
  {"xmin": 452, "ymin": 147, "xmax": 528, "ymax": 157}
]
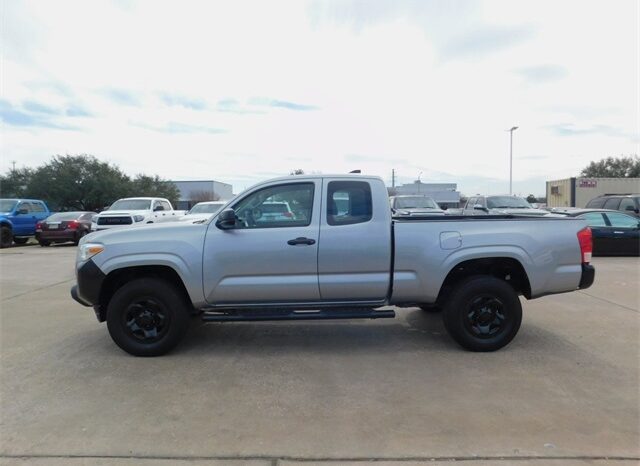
[
  {"xmin": 555, "ymin": 208, "xmax": 639, "ymax": 256},
  {"xmin": 585, "ymin": 194, "xmax": 640, "ymax": 217},
  {"xmin": 36, "ymin": 211, "xmax": 94, "ymax": 246}
]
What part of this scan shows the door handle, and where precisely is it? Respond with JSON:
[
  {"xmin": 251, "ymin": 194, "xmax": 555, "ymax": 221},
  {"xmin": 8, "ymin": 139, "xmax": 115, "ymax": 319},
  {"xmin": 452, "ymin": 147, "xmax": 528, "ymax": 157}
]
[{"xmin": 287, "ymin": 237, "xmax": 316, "ymax": 246}]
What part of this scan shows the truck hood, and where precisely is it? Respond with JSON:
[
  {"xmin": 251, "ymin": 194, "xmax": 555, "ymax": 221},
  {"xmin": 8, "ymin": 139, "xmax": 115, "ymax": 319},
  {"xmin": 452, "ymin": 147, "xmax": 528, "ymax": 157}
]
[
  {"xmin": 96, "ymin": 210, "xmax": 148, "ymax": 217},
  {"xmin": 85, "ymin": 219, "xmax": 204, "ymax": 243},
  {"xmin": 395, "ymin": 208, "xmax": 445, "ymax": 216},
  {"xmin": 490, "ymin": 208, "xmax": 550, "ymax": 216}
]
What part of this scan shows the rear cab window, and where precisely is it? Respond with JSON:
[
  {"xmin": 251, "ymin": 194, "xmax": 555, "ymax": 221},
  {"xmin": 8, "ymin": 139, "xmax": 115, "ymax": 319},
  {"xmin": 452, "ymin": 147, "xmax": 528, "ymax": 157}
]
[
  {"xmin": 603, "ymin": 198, "xmax": 621, "ymax": 210},
  {"xmin": 326, "ymin": 181, "xmax": 372, "ymax": 226}
]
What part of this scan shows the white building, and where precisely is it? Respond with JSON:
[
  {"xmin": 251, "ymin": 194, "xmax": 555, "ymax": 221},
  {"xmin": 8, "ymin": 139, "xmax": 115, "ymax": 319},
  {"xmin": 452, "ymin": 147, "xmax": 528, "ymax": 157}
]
[
  {"xmin": 171, "ymin": 180, "xmax": 234, "ymax": 210},
  {"xmin": 546, "ymin": 177, "xmax": 640, "ymax": 208}
]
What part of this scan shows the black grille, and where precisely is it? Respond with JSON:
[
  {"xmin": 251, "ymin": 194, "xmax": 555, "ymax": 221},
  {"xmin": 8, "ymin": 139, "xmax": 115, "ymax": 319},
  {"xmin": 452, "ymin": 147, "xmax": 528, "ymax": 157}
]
[{"xmin": 97, "ymin": 216, "xmax": 132, "ymax": 225}]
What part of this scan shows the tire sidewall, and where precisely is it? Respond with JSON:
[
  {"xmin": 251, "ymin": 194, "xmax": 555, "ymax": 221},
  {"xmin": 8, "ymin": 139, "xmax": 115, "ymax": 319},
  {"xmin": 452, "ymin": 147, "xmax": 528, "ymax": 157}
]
[
  {"xmin": 443, "ymin": 276, "xmax": 522, "ymax": 352},
  {"xmin": 0, "ymin": 227, "xmax": 12, "ymax": 248},
  {"xmin": 106, "ymin": 278, "xmax": 189, "ymax": 356}
]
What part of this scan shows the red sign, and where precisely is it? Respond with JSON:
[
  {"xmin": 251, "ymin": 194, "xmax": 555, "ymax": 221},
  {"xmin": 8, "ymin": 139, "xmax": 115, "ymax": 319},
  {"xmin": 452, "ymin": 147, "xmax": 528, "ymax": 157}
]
[{"xmin": 579, "ymin": 179, "xmax": 597, "ymax": 188}]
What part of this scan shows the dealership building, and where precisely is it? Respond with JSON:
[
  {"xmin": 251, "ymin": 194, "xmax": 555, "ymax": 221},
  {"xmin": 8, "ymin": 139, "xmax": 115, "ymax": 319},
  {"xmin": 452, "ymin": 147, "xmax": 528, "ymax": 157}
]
[{"xmin": 546, "ymin": 177, "xmax": 640, "ymax": 208}]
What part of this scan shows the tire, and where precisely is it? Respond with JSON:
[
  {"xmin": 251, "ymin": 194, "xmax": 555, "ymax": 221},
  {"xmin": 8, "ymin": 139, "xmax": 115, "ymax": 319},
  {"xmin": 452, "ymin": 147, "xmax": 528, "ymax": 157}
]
[
  {"xmin": 442, "ymin": 276, "xmax": 522, "ymax": 352},
  {"xmin": 106, "ymin": 278, "xmax": 190, "ymax": 357},
  {"xmin": 38, "ymin": 240, "xmax": 51, "ymax": 247},
  {"xmin": 0, "ymin": 226, "xmax": 12, "ymax": 248},
  {"xmin": 74, "ymin": 230, "xmax": 86, "ymax": 245},
  {"xmin": 13, "ymin": 237, "xmax": 28, "ymax": 244},
  {"xmin": 419, "ymin": 304, "xmax": 442, "ymax": 313}
]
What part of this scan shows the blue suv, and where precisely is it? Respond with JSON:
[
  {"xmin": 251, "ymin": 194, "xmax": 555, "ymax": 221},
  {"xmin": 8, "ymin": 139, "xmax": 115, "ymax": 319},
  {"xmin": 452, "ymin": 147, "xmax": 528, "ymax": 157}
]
[{"xmin": 0, "ymin": 199, "xmax": 51, "ymax": 248}]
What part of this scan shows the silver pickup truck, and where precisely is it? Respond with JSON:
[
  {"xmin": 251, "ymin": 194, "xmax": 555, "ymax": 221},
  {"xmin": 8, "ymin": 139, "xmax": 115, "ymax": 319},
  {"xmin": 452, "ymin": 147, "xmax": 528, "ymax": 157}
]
[{"xmin": 71, "ymin": 174, "xmax": 595, "ymax": 356}]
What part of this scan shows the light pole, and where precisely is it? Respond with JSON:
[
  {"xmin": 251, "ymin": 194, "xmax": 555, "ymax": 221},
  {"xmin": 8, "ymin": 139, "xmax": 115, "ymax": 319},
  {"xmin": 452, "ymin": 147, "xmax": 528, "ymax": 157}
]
[{"xmin": 507, "ymin": 126, "xmax": 518, "ymax": 195}]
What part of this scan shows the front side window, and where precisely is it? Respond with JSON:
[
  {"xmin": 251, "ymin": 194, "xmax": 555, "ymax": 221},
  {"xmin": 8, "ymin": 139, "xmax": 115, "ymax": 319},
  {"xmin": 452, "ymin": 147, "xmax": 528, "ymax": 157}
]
[
  {"xmin": 605, "ymin": 212, "xmax": 639, "ymax": 228},
  {"xmin": 327, "ymin": 181, "xmax": 372, "ymax": 226},
  {"xmin": 160, "ymin": 201, "xmax": 172, "ymax": 211},
  {"xmin": 17, "ymin": 202, "xmax": 31, "ymax": 213},
  {"xmin": 578, "ymin": 212, "xmax": 607, "ymax": 227},
  {"xmin": 233, "ymin": 183, "xmax": 314, "ymax": 229}
]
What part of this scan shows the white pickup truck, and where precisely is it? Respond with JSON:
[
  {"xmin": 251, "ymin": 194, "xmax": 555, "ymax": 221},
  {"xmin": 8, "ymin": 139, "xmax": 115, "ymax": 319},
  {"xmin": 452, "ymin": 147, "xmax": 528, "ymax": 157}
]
[
  {"xmin": 91, "ymin": 197, "xmax": 185, "ymax": 231},
  {"xmin": 72, "ymin": 174, "xmax": 595, "ymax": 356}
]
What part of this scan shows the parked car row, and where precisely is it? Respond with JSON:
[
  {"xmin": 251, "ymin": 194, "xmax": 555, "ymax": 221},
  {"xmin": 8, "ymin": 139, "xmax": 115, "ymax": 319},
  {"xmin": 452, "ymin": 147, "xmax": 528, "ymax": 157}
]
[{"xmin": 2, "ymin": 191, "xmax": 638, "ymax": 257}]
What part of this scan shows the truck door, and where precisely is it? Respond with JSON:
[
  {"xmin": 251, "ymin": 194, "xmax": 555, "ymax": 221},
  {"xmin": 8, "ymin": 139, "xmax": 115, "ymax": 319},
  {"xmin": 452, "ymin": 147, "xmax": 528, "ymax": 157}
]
[
  {"xmin": 317, "ymin": 179, "xmax": 392, "ymax": 301},
  {"xmin": 12, "ymin": 202, "xmax": 33, "ymax": 236},
  {"xmin": 203, "ymin": 180, "xmax": 321, "ymax": 304}
]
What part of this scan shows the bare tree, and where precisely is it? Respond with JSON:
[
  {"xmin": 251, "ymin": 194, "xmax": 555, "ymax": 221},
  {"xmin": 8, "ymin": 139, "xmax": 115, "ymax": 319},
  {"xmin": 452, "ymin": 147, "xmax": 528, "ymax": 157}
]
[{"xmin": 290, "ymin": 169, "xmax": 305, "ymax": 175}]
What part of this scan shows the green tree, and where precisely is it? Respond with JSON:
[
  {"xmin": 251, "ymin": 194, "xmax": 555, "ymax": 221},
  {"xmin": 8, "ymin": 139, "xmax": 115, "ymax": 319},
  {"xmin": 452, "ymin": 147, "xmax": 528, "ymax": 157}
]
[
  {"xmin": 26, "ymin": 155, "xmax": 131, "ymax": 211},
  {"xmin": 0, "ymin": 167, "xmax": 34, "ymax": 198},
  {"xmin": 580, "ymin": 155, "xmax": 640, "ymax": 178},
  {"xmin": 130, "ymin": 175, "xmax": 180, "ymax": 207},
  {"xmin": 526, "ymin": 194, "xmax": 537, "ymax": 203}
]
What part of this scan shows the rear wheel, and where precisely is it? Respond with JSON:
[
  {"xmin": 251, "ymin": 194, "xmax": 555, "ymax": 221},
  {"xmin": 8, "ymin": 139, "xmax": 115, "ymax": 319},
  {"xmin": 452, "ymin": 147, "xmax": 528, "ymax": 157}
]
[
  {"xmin": 0, "ymin": 226, "xmax": 12, "ymax": 248},
  {"xmin": 106, "ymin": 278, "xmax": 190, "ymax": 356},
  {"xmin": 38, "ymin": 240, "xmax": 51, "ymax": 247},
  {"xmin": 12, "ymin": 237, "xmax": 29, "ymax": 244},
  {"xmin": 442, "ymin": 276, "xmax": 522, "ymax": 352}
]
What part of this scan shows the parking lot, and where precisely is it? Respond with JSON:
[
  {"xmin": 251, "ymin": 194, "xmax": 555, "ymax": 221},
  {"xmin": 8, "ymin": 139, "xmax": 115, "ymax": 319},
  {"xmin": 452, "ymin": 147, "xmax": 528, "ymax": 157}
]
[{"xmin": 0, "ymin": 244, "xmax": 638, "ymax": 465}]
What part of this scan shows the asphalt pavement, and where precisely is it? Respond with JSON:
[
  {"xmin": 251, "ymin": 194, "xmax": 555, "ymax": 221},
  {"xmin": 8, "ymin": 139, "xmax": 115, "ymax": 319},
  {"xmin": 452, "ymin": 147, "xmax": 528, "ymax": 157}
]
[{"xmin": 1, "ymin": 244, "xmax": 638, "ymax": 465}]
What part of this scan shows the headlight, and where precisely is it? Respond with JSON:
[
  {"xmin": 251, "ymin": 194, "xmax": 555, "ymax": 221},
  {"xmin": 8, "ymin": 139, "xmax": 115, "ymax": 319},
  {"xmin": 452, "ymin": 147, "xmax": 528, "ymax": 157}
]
[
  {"xmin": 133, "ymin": 215, "xmax": 145, "ymax": 222},
  {"xmin": 78, "ymin": 243, "xmax": 104, "ymax": 262}
]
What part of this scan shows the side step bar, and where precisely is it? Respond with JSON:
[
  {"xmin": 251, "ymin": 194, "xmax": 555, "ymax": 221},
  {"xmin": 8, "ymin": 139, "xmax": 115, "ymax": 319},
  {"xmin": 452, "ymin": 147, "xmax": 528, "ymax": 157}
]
[{"xmin": 201, "ymin": 308, "xmax": 396, "ymax": 322}]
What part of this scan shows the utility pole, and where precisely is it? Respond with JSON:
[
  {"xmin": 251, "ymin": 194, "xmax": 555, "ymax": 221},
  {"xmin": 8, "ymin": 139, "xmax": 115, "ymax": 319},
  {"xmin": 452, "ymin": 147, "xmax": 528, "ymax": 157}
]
[
  {"xmin": 391, "ymin": 169, "xmax": 395, "ymax": 188},
  {"xmin": 506, "ymin": 126, "xmax": 518, "ymax": 195},
  {"xmin": 11, "ymin": 160, "xmax": 16, "ymax": 171}
]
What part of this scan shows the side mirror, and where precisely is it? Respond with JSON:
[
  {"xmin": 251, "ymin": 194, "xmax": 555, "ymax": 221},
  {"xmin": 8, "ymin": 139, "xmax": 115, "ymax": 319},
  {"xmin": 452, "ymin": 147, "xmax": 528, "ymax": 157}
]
[
  {"xmin": 18, "ymin": 208, "xmax": 29, "ymax": 215},
  {"xmin": 216, "ymin": 208, "xmax": 237, "ymax": 230},
  {"xmin": 473, "ymin": 204, "xmax": 488, "ymax": 212},
  {"xmin": 153, "ymin": 205, "xmax": 165, "ymax": 212}
]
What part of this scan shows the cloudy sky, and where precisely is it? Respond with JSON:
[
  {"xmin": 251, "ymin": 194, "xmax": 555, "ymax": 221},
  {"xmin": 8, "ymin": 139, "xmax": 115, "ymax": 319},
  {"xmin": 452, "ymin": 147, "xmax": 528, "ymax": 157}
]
[{"xmin": 1, "ymin": 0, "xmax": 638, "ymax": 196}]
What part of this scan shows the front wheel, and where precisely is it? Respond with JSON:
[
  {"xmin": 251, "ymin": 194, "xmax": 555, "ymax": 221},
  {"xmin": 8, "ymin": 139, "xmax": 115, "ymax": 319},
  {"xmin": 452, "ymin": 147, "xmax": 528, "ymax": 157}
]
[
  {"xmin": 106, "ymin": 278, "xmax": 190, "ymax": 356},
  {"xmin": 442, "ymin": 276, "xmax": 522, "ymax": 352},
  {"xmin": 0, "ymin": 226, "xmax": 12, "ymax": 248},
  {"xmin": 38, "ymin": 240, "xmax": 51, "ymax": 247}
]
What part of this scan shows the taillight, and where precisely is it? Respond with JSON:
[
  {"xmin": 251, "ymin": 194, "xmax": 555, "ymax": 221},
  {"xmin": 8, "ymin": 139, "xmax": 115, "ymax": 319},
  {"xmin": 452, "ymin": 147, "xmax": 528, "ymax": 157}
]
[
  {"xmin": 67, "ymin": 220, "xmax": 79, "ymax": 230},
  {"xmin": 35, "ymin": 222, "xmax": 42, "ymax": 231},
  {"xmin": 577, "ymin": 227, "xmax": 592, "ymax": 263}
]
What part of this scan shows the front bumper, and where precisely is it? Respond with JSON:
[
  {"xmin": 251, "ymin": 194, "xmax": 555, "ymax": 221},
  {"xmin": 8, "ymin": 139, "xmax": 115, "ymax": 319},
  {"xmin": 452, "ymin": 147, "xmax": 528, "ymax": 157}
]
[
  {"xmin": 71, "ymin": 259, "xmax": 107, "ymax": 321},
  {"xmin": 578, "ymin": 263, "xmax": 595, "ymax": 290}
]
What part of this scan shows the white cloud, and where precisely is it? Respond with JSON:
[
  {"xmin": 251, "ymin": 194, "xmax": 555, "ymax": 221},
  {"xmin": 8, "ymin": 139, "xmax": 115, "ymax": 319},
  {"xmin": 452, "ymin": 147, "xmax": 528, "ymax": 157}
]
[{"xmin": 1, "ymin": 0, "xmax": 638, "ymax": 196}]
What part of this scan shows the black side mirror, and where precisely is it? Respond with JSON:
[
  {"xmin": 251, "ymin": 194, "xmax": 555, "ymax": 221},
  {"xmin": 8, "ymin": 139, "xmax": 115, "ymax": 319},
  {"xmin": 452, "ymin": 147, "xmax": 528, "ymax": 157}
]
[
  {"xmin": 216, "ymin": 208, "xmax": 237, "ymax": 230},
  {"xmin": 153, "ymin": 205, "xmax": 165, "ymax": 212},
  {"xmin": 18, "ymin": 208, "xmax": 29, "ymax": 215},
  {"xmin": 473, "ymin": 205, "xmax": 488, "ymax": 212}
]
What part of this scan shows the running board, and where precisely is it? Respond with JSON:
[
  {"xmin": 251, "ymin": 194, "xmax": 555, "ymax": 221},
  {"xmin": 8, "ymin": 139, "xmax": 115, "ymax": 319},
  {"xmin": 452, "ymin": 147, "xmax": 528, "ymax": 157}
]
[{"xmin": 201, "ymin": 308, "xmax": 395, "ymax": 322}]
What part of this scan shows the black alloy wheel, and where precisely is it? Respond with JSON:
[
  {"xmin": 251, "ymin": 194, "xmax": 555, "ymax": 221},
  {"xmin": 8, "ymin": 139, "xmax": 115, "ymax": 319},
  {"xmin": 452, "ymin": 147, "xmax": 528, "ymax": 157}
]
[{"xmin": 442, "ymin": 275, "xmax": 522, "ymax": 352}]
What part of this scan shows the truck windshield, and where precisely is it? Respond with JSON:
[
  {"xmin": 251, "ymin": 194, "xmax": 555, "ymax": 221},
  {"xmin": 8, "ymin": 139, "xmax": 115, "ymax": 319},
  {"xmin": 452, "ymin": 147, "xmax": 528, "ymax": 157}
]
[
  {"xmin": 189, "ymin": 203, "xmax": 224, "ymax": 214},
  {"xmin": 395, "ymin": 197, "xmax": 439, "ymax": 209},
  {"xmin": 109, "ymin": 200, "xmax": 152, "ymax": 210},
  {"xmin": 486, "ymin": 196, "xmax": 532, "ymax": 209},
  {"xmin": 0, "ymin": 200, "xmax": 18, "ymax": 212}
]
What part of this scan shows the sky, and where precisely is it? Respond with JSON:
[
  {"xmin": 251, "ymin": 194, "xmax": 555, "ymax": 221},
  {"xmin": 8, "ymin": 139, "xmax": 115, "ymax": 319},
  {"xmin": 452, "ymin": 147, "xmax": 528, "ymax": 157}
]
[{"xmin": 1, "ymin": 0, "xmax": 638, "ymax": 196}]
